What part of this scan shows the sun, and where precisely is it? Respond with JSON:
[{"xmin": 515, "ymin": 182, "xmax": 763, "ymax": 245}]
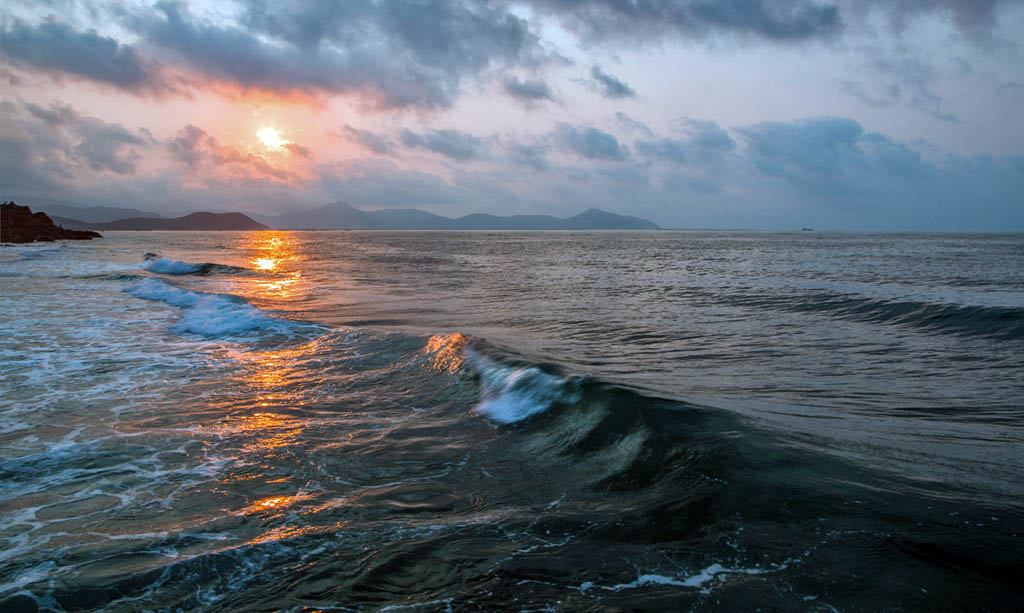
[{"xmin": 257, "ymin": 127, "xmax": 288, "ymax": 150}]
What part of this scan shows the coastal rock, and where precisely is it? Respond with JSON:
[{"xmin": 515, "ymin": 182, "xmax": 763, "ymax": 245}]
[{"xmin": 1, "ymin": 202, "xmax": 102, "ymax": 243}]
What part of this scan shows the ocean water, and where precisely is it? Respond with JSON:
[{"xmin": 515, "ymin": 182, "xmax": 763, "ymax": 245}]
[{"xmin": 1, "ymin": 230, "xmax": 1022, "ymax": 611}]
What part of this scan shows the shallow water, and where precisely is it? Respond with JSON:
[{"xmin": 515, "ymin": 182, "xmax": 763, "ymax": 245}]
[{"xmin": 1, "ymin": 231, "xmax": 1022, "ymax": 611}]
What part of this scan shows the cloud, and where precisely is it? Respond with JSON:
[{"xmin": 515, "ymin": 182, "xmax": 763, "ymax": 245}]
[
  {"xmin": 23, "ymin": 101, "xmax": 147, "ymax": 174},
  {"xmin": 839, "ymin": 79, "xmax": 901, "ymax": 108},
  {"xmin": 590, "ymin": 65, "xmax": 635, "ymax": 98},
  {"xmin": 164, "ymin": 124, "xmax": 306, "ymax": 183},
  {"xmin": 636, "ymin": 119, "xmax": 735, "ymax": 165},
  {"xmin": 503, "ymin": 76, "xmax": 554, "ymax": 102},
  {"xmin": 166, "ymin": 124, "xmax": 214, "ymax": 168},
  {"xmin": 847, "ymin": 56, "xmax": 959, "ymax": 123},
  {"xmin": 554, "ymin": 124, "xmax": 628, "ymax": 160},
  {"xmin": 507, "ymin": 141, "xmax": 551, "ymax": 171},
  {"xmin": 340, "ymin": 125, "xmax": 397, "ymax": 156},
  {"xmin": 842, "ymin": 0, "xmax": 1013, "ymax": 38},
  {"xmin": 740, "ymin": 117, "xmax": 864, "ymax": 179},
  {"xmin": 525, "ymin": 0, "xmax": 842, "ymax": 43},
  {"xmin": 284, "ymin": 143, "xmax": 312, "ymax": 158},
  {"xmin": 613, "ymin": 112, "xmax": 653, "ymax": 136},
  {"xmin": 737, "ymin": 117, "xmax": 934, "ymax": 199},
  {"xmin": 0, "ymin": 17, "xmax": 171, "ymax": 94},
  {"xmin": 318, "ymin": 158, "xmax": 474, "ymax": 210},
  {"xmin": 113, "ymin": 0, "xmax": 545, "ymax": 109},
  {"xmin": 400, "ymin": 128, "xmax": 486, "ymax": 161}
]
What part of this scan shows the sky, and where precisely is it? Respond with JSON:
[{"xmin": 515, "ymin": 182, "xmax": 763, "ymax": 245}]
[{"xmin": 1, "ymin": 0, "xmax": 1023, "ymax": 230}]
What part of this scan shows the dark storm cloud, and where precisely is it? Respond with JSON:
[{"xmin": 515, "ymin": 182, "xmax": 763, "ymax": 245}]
[
  {"xmin": 842, "ymin": 0, "xmax": 1012, "ymax": 38},
  {"xmin": 166, "ymin": 124, "xmax": 214, "ymax": 169},
  {"xmin": 525, "ymin": 0, "xmax": 842, "ymax": 43},
  {"xmin": 636, "ymin": 119, "xmax": 735, "ymax": 165},
  {"xmin": 503, "ymin": 76, "xmax": 554, "ymax": 102},
  {"xmin": 0, "ymin": 132, "xmax": 65, "ymax": 193},
  {"xmin": 555, "ymin": 124, "xmax": 628, "ymax": 160},
  {"xmin": 0, "ymin": 1, "xmax": 546, "ymax": 108},
  {"xmin": 730, "ymin": 116, "xmax": 1024, "ymax": 229},
  {"xmin": 24, "ymin": 102, "xmax": 77, "ymax": 126},
  {"xmin": 0, "ymin": 102, "xmax": 148, "ymax": 193},
  {"xmin": 400, "ymin": 128, "xmax": 486, "ymax": 161},
  {"xmin": 5, "ymin": 0, "xmax": 1012, "ymax": 114},
  {"xmin": 589, "ymin": 65, "xmax": 636, "ymax": 98},
  {"xmin": 23, "ymin": 102, "xmax": 147, "ymax": 174},
  {"xmin": 341, "ymin": 125, "xmax": 397, "ymax": 156},
  {"xmin": 238, "ymin": 0, "xmax": 541, "ymax": 67},
  {"xmin": 111, "ymin": 0, "xmax": 544, "ymax": 109},
  {"xmin": 737, "ymin": 117, "xmax": 930, "ymax": 196},
  {"xmin": 0, "ymin": 17, "xmax": 168, "ymax": 93}
]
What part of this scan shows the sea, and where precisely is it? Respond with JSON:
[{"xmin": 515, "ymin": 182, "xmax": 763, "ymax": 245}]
[{"xmin": 1, "ymin": 230, "xmax": 1022, "ymax": 611}]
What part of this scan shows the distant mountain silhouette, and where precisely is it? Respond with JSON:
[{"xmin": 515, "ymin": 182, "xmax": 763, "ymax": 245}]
[
  {"xmin": 251, "ymin": 201, "xmax": 374, "ymax": 229},
  {"xmin": 83, "ymin": 212, "xmax": 267, "ymax": 231},
  {"xmin": 33, "ymin": 201, "xmax": 163, "ymax": 223},
  {"xmin": 563, "ymin": 208, "xmax": 658, "ymax": 229},
  {"xmin": 48, "ymin": 215, "xmax": 96, "ymax": 230},
  {"xmin": 254, "ymin": 202, "xmax": 659, "ymax": 230}
]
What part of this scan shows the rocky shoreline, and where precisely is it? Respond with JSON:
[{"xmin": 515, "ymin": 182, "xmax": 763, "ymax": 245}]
[{"xmin": 1, "ymin": 202, "xmax": 102, "ymax": 243}]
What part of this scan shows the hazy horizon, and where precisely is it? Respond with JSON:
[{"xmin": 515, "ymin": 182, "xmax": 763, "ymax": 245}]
[{"xmin": 2, "ymin": 1, "xmax": 1023, "ymax": 230}]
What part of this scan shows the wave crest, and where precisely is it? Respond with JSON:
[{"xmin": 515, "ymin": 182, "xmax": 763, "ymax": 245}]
[
  {"xmin": 125, "ymin": 278, "xmax": 315, "ymax": 339},
  {"xmin": 465, "ymin": 349, "xmax": 582, "ymax": 424},
  {"xmin": 142, "ymin": 257, "xmax": 245, "ymax": 276}
]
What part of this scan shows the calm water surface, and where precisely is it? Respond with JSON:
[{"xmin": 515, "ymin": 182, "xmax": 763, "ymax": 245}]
[{"xmin": 1, "ymin": 231, "xmax": 1022, "ymax": 611}]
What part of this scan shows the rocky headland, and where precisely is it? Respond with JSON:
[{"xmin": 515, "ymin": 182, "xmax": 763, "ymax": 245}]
[{"xmin": 1, "ymin": 202, "xmax": 102, "ymax": 243}]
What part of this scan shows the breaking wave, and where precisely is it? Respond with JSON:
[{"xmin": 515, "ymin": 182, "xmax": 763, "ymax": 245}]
[
  {"xmin": 125, "ymin": 278, "xmax": 317, "ymax": 339},
  {"xmin": 463, "ymin": 348, "xmax": 583, "ymax": 424},
  {"xmin": 142, "ymin": 257, "xmax": 246, "ymax": 276}
]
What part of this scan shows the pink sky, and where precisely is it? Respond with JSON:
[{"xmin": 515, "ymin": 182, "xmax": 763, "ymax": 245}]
[{"xmin": 2, "ymin": 1, "xmax": 1023, "ymax": 229}]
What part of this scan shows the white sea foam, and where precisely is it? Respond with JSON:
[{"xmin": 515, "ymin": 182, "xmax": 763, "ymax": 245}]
[
  {"xmin": 142, "ymin": 257, "xmax": 203, "ymax": 274},
  {"xmin": 579, "ymin": 560, "xmax": 792, "ymax": 593},
  {"xmin": 125, "ymin": 278, "xmax": 313, "ymax": 339},
  {"xmin": 465, "ymin": 349, "xmax": 581, "ymax": 424}
]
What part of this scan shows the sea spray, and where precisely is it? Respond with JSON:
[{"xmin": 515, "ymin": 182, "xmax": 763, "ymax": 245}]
[{"xmin": 125, "ymin": 277, "xmax": 316, "ymax": 339}]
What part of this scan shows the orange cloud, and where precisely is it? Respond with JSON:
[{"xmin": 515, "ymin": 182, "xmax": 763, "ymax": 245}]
[{"xmin": 167, "ymin": 124, "xmax": 315, "ymax": 186}]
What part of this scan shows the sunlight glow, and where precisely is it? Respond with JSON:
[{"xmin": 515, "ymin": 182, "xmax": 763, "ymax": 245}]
[
  {"xmin": 257, "ymin": 126, "xmax": 288, "ymax": 150},
  {"xmin": 253, "ymin": 257, "xmax": 278, "ymax": 270}
]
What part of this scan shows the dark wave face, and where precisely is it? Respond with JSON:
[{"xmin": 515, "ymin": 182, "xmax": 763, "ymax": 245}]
[
  {"xmin": 1, "ymin": 231, "xmax": 1022, "ymax": 611},
  {"xmin": 142, "ymin": 256, "xmax": 248, "ymax": 276},
  {"xmin": 728, "ymin": 291, "xmax": 1024, "ymax": 340}
]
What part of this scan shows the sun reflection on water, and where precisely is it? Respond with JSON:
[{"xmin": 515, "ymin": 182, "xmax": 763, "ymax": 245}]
[
  {"xmin": 242, "ymin": 232, "xmax": 304, "ymax": 300},
  {"xmin": 424, "ymin": 332, "xmax": 469, "ymax": 373},
  {"xmin": 253, "ymin": 257, "xmax": 278, "ymax": 271},
  {"xmin": 238, "ymin": 492, "xmax": 311, "ymax": 516}
]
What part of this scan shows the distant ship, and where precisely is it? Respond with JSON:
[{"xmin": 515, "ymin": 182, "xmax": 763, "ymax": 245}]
[{"xmin": 801, "ymin": 227, "xmax": 814, "ymax": 231}]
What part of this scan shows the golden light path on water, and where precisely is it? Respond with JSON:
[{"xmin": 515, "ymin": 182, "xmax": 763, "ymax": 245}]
[
  {"xmin": 241, "ymin": 231, "xmax": 305, "ymax": 300},
  {"xmin": 213, "ymin": 232, "xmax": 326, "ymax": 548},
  {"xmin": 208, "ymin": 236, "xmax": 477, "ymax": 552}
]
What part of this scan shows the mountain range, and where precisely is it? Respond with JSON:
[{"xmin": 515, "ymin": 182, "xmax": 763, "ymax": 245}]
[
  {"xmin": 249, "ymin": 202, "xmax": 660, "ymax": 230},
  {"xmin": 37, "ymin": 201, "xmax": 659, "ymax": 231},
  {"xmin": 54, "ymin": 212, "xmax": 267, "ymax": 231},
  {"xmin": 29, "ymin": 200, "xmax": 164, "ymax": 223}
]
